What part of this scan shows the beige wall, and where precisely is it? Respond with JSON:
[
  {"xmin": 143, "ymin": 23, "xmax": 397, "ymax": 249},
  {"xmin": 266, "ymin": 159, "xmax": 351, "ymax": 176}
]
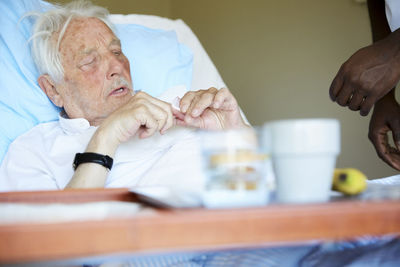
[{"xmin": 53, "ymin": 0, "xmax": 399, "ymax": 179}]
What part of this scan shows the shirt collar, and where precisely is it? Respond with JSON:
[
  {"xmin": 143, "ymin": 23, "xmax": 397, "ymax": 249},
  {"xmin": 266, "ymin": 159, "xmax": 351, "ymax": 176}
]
[{"xmin": 58, "ymin": 112, "xmax": 96, "ymax": 135}]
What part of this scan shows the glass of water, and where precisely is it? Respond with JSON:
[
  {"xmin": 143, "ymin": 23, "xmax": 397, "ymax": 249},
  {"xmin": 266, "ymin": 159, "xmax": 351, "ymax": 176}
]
[{"xmin": 200, "ymin": 127, "xmax": 272, "ymax": 208}]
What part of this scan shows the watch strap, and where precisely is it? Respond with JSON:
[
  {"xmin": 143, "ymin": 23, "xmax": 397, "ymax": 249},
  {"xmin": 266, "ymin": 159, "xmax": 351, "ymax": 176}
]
[{"xmin": 73, "ymin": 152, "xmax": 113, "ymax": 171}]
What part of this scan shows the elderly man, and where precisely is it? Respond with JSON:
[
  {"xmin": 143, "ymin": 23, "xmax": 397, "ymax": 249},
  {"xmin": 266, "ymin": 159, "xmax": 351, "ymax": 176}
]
[
  {"xmin": 0, "ymin": 0, "xmax": 247, "ymax": 191},
  {"xmin": 2, "ymin": 1, "xmax": 400, "ymax": 266}
]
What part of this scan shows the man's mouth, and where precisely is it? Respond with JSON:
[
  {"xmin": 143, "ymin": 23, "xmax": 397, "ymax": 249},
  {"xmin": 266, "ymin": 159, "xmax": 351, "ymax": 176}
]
[{"xmin": 109, "ymin": 86, "xmax": 129, "ymax": 96}]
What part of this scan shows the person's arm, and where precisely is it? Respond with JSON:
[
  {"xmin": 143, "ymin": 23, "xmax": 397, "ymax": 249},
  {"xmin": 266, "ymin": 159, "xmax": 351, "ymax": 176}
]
[
  {"xmin": 368, "ymin": 0, "xmax": 392, "ymax": 42},
  {"xmin": 329, "ymin": 0, "xmax": 400, "ymax": 116},
  {"xmin": 66, "ymin": 91, "xmax": 175, "ymax": 189},
  {"xmin": 66, "ymin": 87, "xmax": 247, "ymax": 189},
  {"xmin": 366, "ymin": 0, "xmax": 400, "ymax": 170},
  {"xmin": 65, "ymin": 127, "xmax": 118, "ymax": 188}
]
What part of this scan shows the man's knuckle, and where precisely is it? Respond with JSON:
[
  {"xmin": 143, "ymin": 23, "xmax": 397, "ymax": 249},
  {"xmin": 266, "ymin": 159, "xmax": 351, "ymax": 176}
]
[
  {"xmin": 134, "ymin": 98, "xmax": 148, "ymax": 105},
  {"xmin": 135, "ymin": 91, "xmax": 147, "ymax": 98},
  {"xmin": 192, "ymin": 94, "xmax": 202, "ymax": 102},
  {"xmin": 135, "ymin": 104, "xmax": 148, "ymax": 114},
  {"xmin": 202, "ymin": 91, "xmax": 215, "ymax": 99},
  {"xmin": 186, "ymin": 91, "xmax": 196, "ymax": 97},
  {"xmin": 362, "ymin": 84, "xmax": 374, "ymax": 93},
  {"xmin": 180, "ymin": 99, "xmax": 190, "ymax": 106},
  {"xmin": 348, "ymin": 76, "xmax": 359, "ymax": 87}
]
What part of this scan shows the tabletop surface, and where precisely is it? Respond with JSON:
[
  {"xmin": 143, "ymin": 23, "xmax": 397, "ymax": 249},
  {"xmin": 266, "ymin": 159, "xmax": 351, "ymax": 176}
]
[{"xmin": 0, "ymin": 188, "xmax": 399, "ymax": 264}]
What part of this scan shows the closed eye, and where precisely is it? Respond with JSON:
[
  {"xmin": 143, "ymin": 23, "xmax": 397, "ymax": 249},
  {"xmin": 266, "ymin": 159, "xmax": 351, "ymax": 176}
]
[
  {"xmin": 79, "ymin": 55, "xmax": 97, "ymax": 68},
  {"xmin": 80, "ymin": 56, "xmax": 96, "ymax": 66},
  {"xmin": 113, "ymin": 50, "xmax": 122, "ymax": 56},
  {"xmin": 84, "ymin": 59, "xmax": 95, "ymax": 65}
]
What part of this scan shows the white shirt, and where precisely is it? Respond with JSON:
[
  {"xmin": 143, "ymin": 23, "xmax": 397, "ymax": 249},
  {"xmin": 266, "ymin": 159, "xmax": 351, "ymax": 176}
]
[
  {"xmin": 0, "ymin": 86, "xmax": 206, "ymax": 192},
  {"xmin": 386, "ymin": 0, "xmax": 400, "ymax": 31}
]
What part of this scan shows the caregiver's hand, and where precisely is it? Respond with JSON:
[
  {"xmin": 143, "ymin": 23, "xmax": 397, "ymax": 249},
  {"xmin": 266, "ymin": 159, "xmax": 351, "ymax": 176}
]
[
  {"xmin": 329, "ymin": 29, "xmax": 400, "ymax": 116},
  {"xmin": 368, "ymin": 91, "xmax": 400, "ymax": 170},
  {"xmin": 174, "ymin": 87, "xmax": 248, "ymax": 130}
]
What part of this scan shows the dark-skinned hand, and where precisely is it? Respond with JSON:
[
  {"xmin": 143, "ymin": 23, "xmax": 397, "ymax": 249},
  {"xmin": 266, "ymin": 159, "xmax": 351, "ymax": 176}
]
[
  {"xmin": 329, "ymin": 29, "xmax": 400, "ymax": 116},
  {"xmin": 368, "ymin": 91, "xmax": 400, "ymax": 170}
]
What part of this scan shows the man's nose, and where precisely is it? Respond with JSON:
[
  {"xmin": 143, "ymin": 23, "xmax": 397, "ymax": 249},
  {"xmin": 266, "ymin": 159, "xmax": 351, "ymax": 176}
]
[{"xmin": 107, "ymin": 54, "xmax": 124, "ymax": 79}]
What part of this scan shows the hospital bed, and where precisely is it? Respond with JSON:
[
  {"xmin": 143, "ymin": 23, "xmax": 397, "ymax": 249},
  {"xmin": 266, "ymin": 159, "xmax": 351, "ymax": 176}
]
[{"xmin": 0, "ymin": 0, "xmax": 400, "ymax": 266}]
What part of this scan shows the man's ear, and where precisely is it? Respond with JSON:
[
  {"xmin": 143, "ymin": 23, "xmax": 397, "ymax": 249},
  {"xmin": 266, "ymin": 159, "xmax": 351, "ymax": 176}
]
[{"xmin": 38, "ymin": 74, "xmax": 64, "ymax": 108}]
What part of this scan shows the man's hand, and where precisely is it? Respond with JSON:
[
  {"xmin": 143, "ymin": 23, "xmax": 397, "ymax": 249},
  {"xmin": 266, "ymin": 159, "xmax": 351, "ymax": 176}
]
[
  {"xmin": 174, "ymin": 87, "xmax": 248, "ymax": 130},
  {"xmin": 67, "ymin": 91, "xmax": 174, "ymax": 189},
  {"xmin": 99, "ymin": 91, "xmax": 175, "ymax": 148},
  {"xmin": 329, "ymin": 29, "xmax": 400, "ymax": 116},
  {"xmin": 368, "ymin": 91, "xmax": 400, "ymax": 170}
]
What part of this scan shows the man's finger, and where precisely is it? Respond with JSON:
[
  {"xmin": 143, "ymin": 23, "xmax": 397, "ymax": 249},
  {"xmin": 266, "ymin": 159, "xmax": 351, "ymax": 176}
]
[
  {"xmin": 133, "ymin": 91, "xmax": 173, "ymax": 132},
  {"xmin": 172, "ymin": 108, "xmax": 185, "ymax": 121},
  {"xmin": 137, "ymin": 103, "xmax": 168, "ymax": 136},
  {"xmin": 159, "ymin": 104, "xmax": 174, "ymax": 134},
  {"xmin": 385, "ymin": 148, "xmax": 400, "ymax": 171},
  {"xmin": 389, "ymin": 119, "xmax": 400, "ymax": 151},
  {"xmin": 360, "ymin": 96, "xmax": 375, "ymax": 116},
  {"xmin": 369, "ymin": 125, "xmax": 400, "ymax": 170},
  {"xmin": 329, "ymin": 71, "xmax": 344, "ymax": 101},
  {"xmin": 335, "ymin": 82, "xmax": 353, "ymax": 107},
  {"xmin": 136, "ymin": 114, "xmax": 158, "ymax": 139},
  {"xmin": 139, "ymin": 93, "xmax": 173, "ymax": 126},
  {"xmin": 348, "ymin": 92, "xmax": 364, "ymax": 111},
  {"xmin": 183, "ymin": 114, "xmax": 203, "ymax": 128},
  {"xmin": 189, "ymin": 88, "xmax": 218, "ymax": 117},
  {"xmin": 372, "ymin": 131, "xmax": 394, "ymax": 167},
  {"xmin": 175, "ymin": 119, "xmax": 187, "ymax": 127},
  {"xmin": 213, "ymin": 87, "xmax": 237, "ymax": 110},
  {"xmin": 179, "ymin": 91, "xmax": 197, "ymax": 113}
]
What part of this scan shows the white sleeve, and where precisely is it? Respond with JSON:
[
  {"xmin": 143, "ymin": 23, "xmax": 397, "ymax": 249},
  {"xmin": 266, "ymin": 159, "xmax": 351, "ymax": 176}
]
[
  {"xmin": 0, "ymin": 141, "xmax": 59, "ymax": 192},
  {"xmin": 385, "ymin": 0, "xmax": 400, "ymax": 31}
]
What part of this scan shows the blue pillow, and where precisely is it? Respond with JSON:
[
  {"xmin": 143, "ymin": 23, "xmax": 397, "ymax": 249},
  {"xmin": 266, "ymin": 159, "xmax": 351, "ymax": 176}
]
[
  {"xmin": 117, "ymin": 24, "xmax": 193, "ymax": 97},
  {"xmin": 0, "ymin": 0, "xmax": 193, "ymax": 164}
]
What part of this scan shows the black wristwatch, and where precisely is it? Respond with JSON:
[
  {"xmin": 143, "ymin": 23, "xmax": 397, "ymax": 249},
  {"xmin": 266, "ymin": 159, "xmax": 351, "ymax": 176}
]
[{"xmin": 73, "ymin": 152, "xmax": 113, "ymax": 171}]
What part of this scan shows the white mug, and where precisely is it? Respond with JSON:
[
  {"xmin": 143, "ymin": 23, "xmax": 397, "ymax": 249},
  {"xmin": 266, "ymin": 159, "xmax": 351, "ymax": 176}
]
[{"xmin": 262, "ymin": 118, "xmax": 340, "ymax": 203}]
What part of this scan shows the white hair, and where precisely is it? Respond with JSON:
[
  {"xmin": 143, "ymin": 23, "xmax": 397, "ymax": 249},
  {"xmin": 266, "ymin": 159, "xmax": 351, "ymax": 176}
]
[{"xmin": 29, "ymin": 0, "xmax": 117, "ymax": 83}]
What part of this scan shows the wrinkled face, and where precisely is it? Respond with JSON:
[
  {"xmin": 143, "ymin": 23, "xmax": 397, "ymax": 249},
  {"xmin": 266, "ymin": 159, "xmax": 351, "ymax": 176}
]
[{"xmin": 56, "ymin": 17, "xmax": 133, "ymax": 125}]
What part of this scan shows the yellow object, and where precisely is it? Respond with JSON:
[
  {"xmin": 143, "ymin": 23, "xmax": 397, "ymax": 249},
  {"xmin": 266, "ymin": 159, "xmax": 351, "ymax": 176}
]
[{"xmin": 332, "ymin": 168, "xmax": 367, "ymax": 195}]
